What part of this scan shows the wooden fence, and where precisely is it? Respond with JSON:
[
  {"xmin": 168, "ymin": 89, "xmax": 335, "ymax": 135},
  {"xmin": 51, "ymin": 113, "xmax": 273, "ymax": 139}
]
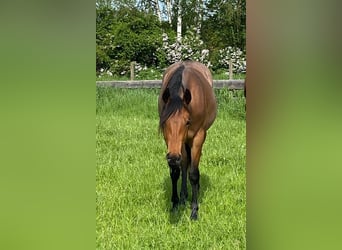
[{"xmin": 96, "ymin": 79, "xmax": 244, "ymax": 90}]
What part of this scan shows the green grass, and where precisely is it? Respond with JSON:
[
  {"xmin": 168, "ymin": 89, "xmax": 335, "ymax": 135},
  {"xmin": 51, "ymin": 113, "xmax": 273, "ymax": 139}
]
[
  {"xmin": 213, "ymin": 72, "xmax": 246, "ymax": 80},
  {"xmin": 96, "ymin": 70, "xmax": 245, "ymax": 81},
  {"xmin": 96, "ymin": 87, "xmax": 246, "ymax": 249}
]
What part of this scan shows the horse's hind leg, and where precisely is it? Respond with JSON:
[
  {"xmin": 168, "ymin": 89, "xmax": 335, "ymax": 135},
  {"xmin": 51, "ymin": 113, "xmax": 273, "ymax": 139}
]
[
  {"xmin": 189, "ymin": 131, "xmax": 206, "ymax": 220},
  {"xmin": 189, "ymin": 166, "xmax": 200, "ymax": 220}
]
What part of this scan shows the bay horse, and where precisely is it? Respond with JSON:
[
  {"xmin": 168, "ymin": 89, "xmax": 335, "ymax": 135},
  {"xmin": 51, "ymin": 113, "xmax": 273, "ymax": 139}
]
[{"xmin": 158, "ymin": 61, "xmax": 217, "ymax": 220}]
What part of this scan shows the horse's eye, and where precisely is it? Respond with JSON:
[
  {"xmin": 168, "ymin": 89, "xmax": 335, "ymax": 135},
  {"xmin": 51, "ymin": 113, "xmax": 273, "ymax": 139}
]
[{"xmin": 186, "ymin": 119, "xmax": 191, "ymax": 126}]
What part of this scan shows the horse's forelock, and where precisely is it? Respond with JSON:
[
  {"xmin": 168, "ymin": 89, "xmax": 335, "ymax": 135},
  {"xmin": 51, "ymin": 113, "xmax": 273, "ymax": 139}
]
[{"xmin": 159, "ymin": 96, "xmax": 183, "ymax": 131}]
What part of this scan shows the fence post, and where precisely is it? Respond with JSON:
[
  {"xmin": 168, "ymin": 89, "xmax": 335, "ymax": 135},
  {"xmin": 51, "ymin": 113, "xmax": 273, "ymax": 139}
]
[
  {"xmin": 229, "ymin": 59, "xmax": 233, "ymax": 80},
  {"xmin": 130, "ymin": 61, "xmax": 135, "ymax": 80}
]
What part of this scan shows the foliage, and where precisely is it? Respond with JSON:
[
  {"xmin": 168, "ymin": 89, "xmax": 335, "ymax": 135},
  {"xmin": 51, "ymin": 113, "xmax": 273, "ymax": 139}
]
[
  {"xmin": 158, "ymin": 27, "xmax": 210, "ymax": 66},
  {"xmin": 96, "ymin": 0, "xmax": 246, "ymax": 77},
  {"xmin": 134, "ymin": 65, "xmax": 164, "ymax": 80},
  {"xmin": 96, "ymin": 7, "xmax": 164, "ymax": 76},
  {"xmin": 212, "ymin": 46, "xmax": 246, "ymax": 73},
  {"xmin": 202, "ymin": 0, "xmax": 246, "ymax": 50},
  {"xmin": 96, "ymin": 87, "xmax": 246, "ymax": 249}
]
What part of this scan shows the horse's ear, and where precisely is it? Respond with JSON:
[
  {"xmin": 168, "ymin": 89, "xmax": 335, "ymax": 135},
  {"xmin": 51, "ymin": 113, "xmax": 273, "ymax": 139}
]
[
  {"xmin": 184, "ymin": 88, "xmax": 191, "ymax": 104},
  {"xmin": 162, "ymin": 88, "xmax": 170, "ymax": 103}
]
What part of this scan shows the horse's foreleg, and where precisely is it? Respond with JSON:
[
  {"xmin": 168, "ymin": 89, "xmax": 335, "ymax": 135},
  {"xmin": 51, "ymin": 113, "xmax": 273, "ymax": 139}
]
[
  {"xmin": 189, "ymin": 131, "xmax": 206, "ymax": 220},
  {"xmin": 180, "ymin": 165, "xmax": 188, "ymax": 205},
  {"xmin": 180, "ymin": 144, "xmax": 190, "ymax": 205},
  {"xmin": 170, "ymin": 166, "xmax": 180, "ymax": 210}
]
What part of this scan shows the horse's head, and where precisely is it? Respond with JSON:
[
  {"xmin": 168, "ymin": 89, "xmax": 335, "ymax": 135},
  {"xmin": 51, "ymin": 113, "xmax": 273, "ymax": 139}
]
[
  {"xmin": 163, "ymin": 108, "xmax": 191, "ymax": 166},
  {"xmin": 161, "ymin": 88, "xmax": 192, "ymax": 167}
]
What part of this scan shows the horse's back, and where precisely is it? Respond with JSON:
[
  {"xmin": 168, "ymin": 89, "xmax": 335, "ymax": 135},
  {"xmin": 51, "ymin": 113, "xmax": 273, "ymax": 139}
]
[
  {"xmin": 160, "ymin": 61, "xmax": 212, "ymax": 89},
  {"xmin": 182, "ymin": 61, "xmax": 213, "ymax": 87},
  {"xmin": 182, "ymin": 63, "xmax": 216, "ymax": 130},
  {"xmin": 159, "ymin": 61, "xmax": 217, "ymax": 130}
]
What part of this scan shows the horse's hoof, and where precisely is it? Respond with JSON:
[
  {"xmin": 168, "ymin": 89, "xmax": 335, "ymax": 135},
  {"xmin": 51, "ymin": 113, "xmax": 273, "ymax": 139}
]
[
  {"xmin": 190, "ymin": 210, "xmax": 198, "ymax": 220},
  {"xmin": 171, "ymin": 203, "xmax": 179, "ymax": 212}
]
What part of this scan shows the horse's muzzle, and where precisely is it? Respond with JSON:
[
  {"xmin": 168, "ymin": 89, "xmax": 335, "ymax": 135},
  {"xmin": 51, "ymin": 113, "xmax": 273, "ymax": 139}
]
[{"xmin": 166, "ymin": 153, "xmax": 181, "ymax": 166}]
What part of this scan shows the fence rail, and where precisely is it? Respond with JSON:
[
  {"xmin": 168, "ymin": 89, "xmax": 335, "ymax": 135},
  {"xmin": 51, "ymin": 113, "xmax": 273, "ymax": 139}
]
[{"xmin": 96, "ymin": 79, "xmax": 244, "ymax": 89}]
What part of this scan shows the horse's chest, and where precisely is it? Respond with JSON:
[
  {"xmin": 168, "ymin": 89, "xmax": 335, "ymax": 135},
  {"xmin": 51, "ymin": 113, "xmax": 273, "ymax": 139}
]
[
  {"xmin": 187, "ymin": 130, "xmax": 195, "ymax": 139},
  {"xmin": 187, "ymin": 126, "xmax": 200, "ymax": 139}
]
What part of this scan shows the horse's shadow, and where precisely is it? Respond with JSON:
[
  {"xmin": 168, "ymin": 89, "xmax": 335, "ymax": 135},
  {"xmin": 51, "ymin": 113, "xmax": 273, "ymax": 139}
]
[{"xmin": 163, "ymin": 173, "xmax": 210, "ymax": 224}]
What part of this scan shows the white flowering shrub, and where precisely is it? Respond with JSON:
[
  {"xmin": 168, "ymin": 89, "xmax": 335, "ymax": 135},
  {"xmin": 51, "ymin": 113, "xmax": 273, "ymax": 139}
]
[
  {"xmin": 158, "ymin": 32, "xmax": 180, "ymax": 64},
  {"xmin": 158, "ymin": 28, "xmax": 211, "ymax": 67},
  {"xmin": 218, "ymin": 47, "xmax": 246, "ymax": 73},
  {"xmin": 134, "ymin": 62, "xmax": 163, "ymax": 79}
]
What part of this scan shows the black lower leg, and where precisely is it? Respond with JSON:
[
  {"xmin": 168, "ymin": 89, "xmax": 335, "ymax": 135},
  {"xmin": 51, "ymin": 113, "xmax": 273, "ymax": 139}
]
[
  {"xmin": 170, "ymin": 166, "xmax": 180, "ymax": 208},
  {"xmin": 189, "ymin": 167, "xmax": 200, "ymax": 220},
  {"xmin": 180, "ymin": 143, "xmax": 191, "ymax": 204},
  {"xmin": 180, "ymin": 166, "xmax": 188, "ymax": 205}
]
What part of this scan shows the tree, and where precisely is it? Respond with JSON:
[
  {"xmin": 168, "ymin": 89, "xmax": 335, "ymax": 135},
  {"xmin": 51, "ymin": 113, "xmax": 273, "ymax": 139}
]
[
  {"xmin": 96, "ymin": 0, "xmax": 246, "ymax": 75},
  {"xmin": 202, "ymin": 0, "xmax": 246, "ymax": 50},
  {"xmin": 96, "ymin": 6, "xmax": 165, "ymax": 75}
]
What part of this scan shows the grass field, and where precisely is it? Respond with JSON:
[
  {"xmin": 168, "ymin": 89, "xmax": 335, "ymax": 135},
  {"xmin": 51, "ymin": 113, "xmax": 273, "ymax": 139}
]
[
  {"xmin": 96, "ymin": 87, "xmax": 246, "ymax": 249},
  {"xmin": 96, "ymin": 71, "xmax": 246, "ymax": 81}
]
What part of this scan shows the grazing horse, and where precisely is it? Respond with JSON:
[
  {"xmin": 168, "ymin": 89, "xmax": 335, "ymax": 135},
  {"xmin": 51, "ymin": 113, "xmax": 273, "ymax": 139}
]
[{"xmin": 158, "ymin": 61, "xmax": 217, "ymax": 220}]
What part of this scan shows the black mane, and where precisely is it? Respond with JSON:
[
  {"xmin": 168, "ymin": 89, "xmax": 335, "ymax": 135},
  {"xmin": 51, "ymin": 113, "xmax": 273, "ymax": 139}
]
[{"xmin": 159, "ymin": 65, "xmax": 185, "ymax": 130}]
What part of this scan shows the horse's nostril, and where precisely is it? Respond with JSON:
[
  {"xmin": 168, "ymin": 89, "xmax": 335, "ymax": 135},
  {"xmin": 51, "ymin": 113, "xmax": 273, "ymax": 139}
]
[
  {"xmin": 176, "ymin": 155, "xmax": 181, "ymax": 162},
  {"xmin": 166, "ymin": 153, "xmax": 182, "ymax": 165}
]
